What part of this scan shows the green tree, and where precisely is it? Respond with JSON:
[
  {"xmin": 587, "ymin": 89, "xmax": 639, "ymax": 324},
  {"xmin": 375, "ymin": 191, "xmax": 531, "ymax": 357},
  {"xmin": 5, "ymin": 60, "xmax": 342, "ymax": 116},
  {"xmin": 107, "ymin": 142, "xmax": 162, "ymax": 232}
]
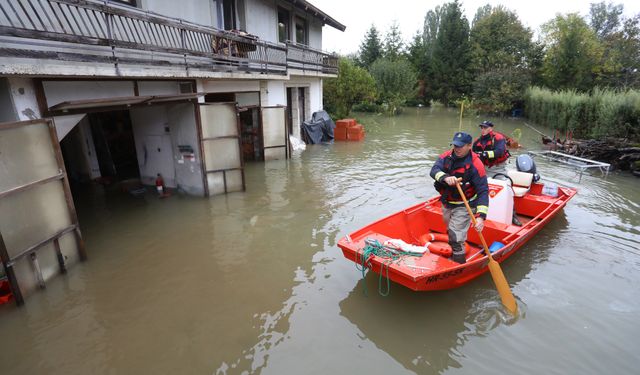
[
  {"xmin": 541, "ymin": 14, "xmax": 603, "ymax": 91},
  {"xmin": 383, "ymin": 21, "xmax": 404, "ymax": 61},
  {"xmin": 357, "ymin": 25, "xmax": 383, "ymax": 69},
  {"xmin": 431, "ymin": 1, "xmax": 472, "ymax": 105},
  {"xmin": 589, "ymin": 2, "xmax": 623, "ymax": 39},
  {"xmin": 472, "ymin": 4, "xmax": 492, "ymax": 28},
  {"xmin": 469, "ymin": 6, "xmax": 535, "ymax": 113},
  {"xmin": 323, "ymin": 58, "xmax": 377, "ymax": 119},
  {"xmin": 369, "ymin": 58, "xmax": 417, "ymax": 114}
]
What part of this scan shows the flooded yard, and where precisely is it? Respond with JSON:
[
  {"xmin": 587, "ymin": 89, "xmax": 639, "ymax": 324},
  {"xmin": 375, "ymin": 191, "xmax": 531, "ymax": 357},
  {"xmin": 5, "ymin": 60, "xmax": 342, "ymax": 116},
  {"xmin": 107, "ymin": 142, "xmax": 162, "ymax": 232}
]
[{"xmin": 1, "ymin": 107, "xmax": 639, "ymax": 374}]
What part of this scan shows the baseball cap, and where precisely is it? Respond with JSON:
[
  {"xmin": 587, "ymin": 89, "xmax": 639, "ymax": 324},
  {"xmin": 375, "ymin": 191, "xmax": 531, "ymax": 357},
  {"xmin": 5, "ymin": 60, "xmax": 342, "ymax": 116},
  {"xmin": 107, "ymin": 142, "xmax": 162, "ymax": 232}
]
[
  {"xmin": 451, "ymin": 132, "xmax": 472, "ymax": 147},
  {"xmin": 479, "ymin": 120, "xmax": 494, "ymax": 128}
]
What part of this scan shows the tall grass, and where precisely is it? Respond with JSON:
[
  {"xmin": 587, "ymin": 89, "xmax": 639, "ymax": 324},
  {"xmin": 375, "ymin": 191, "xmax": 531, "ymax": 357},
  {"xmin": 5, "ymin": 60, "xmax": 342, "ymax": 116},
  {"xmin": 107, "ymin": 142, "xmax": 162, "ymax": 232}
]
[{"xmin": 524, "ymin": 87, "xmax": 640, "ymax": 140}]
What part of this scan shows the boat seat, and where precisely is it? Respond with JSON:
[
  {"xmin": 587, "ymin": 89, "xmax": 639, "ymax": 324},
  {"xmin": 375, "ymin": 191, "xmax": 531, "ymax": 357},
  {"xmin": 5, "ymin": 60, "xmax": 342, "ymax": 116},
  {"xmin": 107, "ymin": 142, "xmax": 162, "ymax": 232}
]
[{"xmin": 507, "ymin": 170, "xmax": 534, "ymax": 197}]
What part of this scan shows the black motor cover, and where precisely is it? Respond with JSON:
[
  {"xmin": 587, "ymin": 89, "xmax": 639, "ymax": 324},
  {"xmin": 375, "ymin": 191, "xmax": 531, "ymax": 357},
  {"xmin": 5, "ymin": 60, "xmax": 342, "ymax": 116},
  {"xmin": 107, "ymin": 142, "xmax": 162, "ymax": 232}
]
[{"xmin": 516, "ymin": 154, "xmax": 540, "ymax": 181}]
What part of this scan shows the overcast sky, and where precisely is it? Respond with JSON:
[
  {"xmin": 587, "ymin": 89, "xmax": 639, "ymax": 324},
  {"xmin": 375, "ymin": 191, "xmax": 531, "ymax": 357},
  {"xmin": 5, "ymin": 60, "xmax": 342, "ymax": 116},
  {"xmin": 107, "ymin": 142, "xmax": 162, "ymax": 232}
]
[{"xmin": 316, "ymin": 0, "xmax": 640, "ymax": 54}]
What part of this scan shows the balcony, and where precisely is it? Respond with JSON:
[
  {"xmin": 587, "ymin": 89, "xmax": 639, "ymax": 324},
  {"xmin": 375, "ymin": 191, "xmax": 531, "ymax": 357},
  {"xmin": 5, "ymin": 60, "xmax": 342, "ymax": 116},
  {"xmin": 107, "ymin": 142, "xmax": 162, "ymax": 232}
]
[{"xmin": 0, "ymin": 0, "xmax": 338, "ymax": 77}]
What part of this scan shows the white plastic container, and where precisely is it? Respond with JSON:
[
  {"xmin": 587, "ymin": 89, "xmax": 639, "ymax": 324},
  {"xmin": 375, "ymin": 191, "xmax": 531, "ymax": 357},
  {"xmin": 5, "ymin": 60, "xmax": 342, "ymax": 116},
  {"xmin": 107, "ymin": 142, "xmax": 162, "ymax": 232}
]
[
  {"xmin": 542, "ymin": 182, "xmax": 558, "ymax": 197},
  {"xmin": 486, "ymin": 178, "xmax": 514, "ymax": 225}
]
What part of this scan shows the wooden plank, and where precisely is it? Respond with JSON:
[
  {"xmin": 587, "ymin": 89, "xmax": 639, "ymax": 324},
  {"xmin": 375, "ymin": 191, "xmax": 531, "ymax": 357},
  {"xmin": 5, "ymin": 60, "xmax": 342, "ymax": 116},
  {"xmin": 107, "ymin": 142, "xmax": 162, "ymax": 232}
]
[
  {"xmin": 53, "ymin": 238, "xmax": 67, "ymax": 274},
  {"xmin": 8, "ymin": 225, "xmax": 76, "ymax": 264},
  {"xmin": 0, "ymin": 173, "xmax": 65, "ymax": 200},
  {"xmin": 47, "ymin": 120, "xmax": 87, "ymax": 261}
]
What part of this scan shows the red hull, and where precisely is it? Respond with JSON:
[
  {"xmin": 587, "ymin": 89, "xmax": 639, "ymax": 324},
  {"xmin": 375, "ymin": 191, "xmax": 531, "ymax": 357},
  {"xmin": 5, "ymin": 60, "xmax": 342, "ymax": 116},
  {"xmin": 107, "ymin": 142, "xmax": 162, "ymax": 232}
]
[{"xmin": 337, "ymin": 182, "xmax": 577, "ymax": 291}]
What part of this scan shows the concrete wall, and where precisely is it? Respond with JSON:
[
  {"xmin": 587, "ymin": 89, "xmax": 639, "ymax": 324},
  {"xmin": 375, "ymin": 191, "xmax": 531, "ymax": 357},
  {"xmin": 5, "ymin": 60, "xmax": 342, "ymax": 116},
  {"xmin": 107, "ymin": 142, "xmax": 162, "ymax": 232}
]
[
  {"xmin": 7, "ymin": 78, "xmax": 41, "ymax": 120},
  {"xmin": 129, "ymin": 106, "xmax": 177, "ymax": 188},
  {"xmin": 129, "ymin": 104, "xmax": 204, "ymax": 196},
  {"xmin": 287, "ymin": 75, "xmax": 322, "ymax": 114},
  {"xmin": 166, "ymin": 103, "xmax": 205, "ymax": 196},
  {"xmin": 245, "ymin": 0, "xmax": 278, "ymax": 42},
  {"xmin": 201, "ymin": 79, "xmax": 261, "ymax": 93},
  {"xmin": 309, "ymin": 19, "xmax": 323, "ymax": 50},
  {"xmin": 140, "ymin": 0, "xmax": 215, "ymax": 28},
  {"xmin": 0, "ymin": 78, "xmax": 17, "ymax": 122}
]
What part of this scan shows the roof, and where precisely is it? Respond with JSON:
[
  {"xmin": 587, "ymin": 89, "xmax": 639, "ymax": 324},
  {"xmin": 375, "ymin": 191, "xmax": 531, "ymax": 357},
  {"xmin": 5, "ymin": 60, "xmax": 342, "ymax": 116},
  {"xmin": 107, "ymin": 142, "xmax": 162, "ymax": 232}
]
[{"xmin": 283, "ymin": 0, "xmax": 346, "ymax": 32}]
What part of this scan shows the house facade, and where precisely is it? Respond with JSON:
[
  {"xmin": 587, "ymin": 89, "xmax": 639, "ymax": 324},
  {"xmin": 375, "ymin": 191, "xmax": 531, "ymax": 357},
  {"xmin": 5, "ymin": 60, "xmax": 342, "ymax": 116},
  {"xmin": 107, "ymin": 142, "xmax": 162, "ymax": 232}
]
[{"xmin": 0, "ymin": 0, "xmax": 344, "ymax": 304}]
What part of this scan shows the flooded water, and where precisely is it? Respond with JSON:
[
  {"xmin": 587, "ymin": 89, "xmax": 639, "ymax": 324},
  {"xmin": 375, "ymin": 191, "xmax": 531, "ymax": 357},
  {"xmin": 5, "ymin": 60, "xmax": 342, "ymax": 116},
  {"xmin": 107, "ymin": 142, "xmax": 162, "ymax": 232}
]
[{"xmin": 1, "ymin": 107, "xmax": 639, "ymax": 375}]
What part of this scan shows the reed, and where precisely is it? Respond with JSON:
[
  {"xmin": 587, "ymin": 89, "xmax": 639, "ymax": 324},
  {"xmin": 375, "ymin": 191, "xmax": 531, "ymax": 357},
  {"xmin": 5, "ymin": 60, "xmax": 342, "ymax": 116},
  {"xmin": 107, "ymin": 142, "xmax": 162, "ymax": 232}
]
[{"xmin": 524, "ymin": 87, "xmax": 640, "ymax": 140}]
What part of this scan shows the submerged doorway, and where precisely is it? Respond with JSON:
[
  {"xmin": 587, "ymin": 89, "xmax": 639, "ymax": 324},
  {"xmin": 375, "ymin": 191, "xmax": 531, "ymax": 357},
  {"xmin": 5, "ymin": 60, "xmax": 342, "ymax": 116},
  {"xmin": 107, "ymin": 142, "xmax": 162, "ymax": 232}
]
[
  {"xmin": 88, "ymin": 111, "xmax": 140, "ymax": 183},
  {"xmin": 239, "ymin": 107, "xmax": 263, "ymax": 161}
]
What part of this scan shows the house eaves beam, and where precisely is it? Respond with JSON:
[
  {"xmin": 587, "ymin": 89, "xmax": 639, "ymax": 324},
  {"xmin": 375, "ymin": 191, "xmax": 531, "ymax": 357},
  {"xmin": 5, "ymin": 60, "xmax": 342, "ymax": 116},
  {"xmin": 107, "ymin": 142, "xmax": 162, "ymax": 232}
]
[{"xmin": 283, "ymin": 0, "xmax": 346, "ymax": 31}]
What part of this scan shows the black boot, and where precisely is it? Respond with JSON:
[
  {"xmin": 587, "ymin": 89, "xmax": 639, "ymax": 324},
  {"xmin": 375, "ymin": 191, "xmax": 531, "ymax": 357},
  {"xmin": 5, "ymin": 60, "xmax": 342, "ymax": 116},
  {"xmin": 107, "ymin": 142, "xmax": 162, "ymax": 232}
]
[
  {"xmin": 512, "ymin": 210, "xmax": 523, "ymax": 226},
  {"xmin": 452, "ymin": 252, "xmax": 466, "ymax": 264}
]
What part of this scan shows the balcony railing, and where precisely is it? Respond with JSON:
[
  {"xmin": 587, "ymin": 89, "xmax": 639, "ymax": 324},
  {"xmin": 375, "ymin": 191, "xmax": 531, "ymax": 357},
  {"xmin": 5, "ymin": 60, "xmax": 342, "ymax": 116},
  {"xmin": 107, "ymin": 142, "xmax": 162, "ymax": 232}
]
[
  {"xmin": 286, "ymin": 42, "xmax": 338, "ymax": 75},
  {"xmin": 0, "ymin": 0, "xmax": 295, "ymax": 75}
]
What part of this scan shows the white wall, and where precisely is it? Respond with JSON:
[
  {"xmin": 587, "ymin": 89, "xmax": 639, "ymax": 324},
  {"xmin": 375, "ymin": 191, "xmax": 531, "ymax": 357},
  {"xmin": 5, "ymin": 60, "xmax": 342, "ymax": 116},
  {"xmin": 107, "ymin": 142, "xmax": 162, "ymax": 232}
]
[
  {"xmin": 129, "ymin": 106, "xmax": 177, "ymax": 188},
  {"xmin": 245, "ymin": 0, "xmax": 277, "ymax": 43},
  {"xmin": 7, "ymin": 78, "xmax": 41, "ymax": 120},
  {"xmin": 137, "ymin": 81, "xmax": 182, "ymax": 96},
  {"xmin": 43, "ymin": 81, "xmax": 135, "ymax": 108},
  {"xmin": 140, "ymin": 0, "xmax": 215, "ymax": 28},
  {"xmin": 265, "ymin": 80, "xmax": 286, "ymax": 106},
  {"xmin": 166, "ymin": 103, "xmax": 205, "ymax": 196},
  {"xmin": 309, "ymin": 19, "xmax": 322, "ymax": 50},
  {"xmin": 201, "ymin": 79, "xmax": 261, "ymax": 93},
  {"xmin": 287, "ymin": 76, "xmax": 322, "ymax": 113}
]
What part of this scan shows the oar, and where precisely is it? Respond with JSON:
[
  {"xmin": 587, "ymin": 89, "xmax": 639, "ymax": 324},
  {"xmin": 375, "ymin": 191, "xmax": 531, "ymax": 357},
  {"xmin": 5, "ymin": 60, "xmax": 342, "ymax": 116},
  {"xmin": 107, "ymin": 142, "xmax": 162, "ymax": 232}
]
[{"xmin": 454, "ymin": 180, "xmax": 518, "ymax": 315}]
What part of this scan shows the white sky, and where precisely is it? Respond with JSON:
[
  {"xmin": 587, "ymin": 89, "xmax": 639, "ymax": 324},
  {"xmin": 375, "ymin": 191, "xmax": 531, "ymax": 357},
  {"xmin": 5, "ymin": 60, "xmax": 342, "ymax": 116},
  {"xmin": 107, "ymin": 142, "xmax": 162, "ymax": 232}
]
[{"xmin": 316, "ymin": 0, "xmax": 640, "ymax": 54}]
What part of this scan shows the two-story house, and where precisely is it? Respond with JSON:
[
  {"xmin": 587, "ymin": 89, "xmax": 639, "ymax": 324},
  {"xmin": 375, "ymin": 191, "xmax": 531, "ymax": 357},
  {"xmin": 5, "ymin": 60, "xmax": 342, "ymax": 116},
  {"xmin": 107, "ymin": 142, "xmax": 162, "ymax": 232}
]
[{"xmin": 0, "ymin": 0, "xmax": 344, "ymax": 304}]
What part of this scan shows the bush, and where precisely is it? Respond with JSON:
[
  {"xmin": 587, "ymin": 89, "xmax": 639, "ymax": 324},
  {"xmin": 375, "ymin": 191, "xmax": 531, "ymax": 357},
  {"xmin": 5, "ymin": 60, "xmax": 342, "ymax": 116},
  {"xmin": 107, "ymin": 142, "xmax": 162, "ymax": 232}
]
[{"xmin": 524, "ymin": 86, "xmax": 640, "ymax": 140}]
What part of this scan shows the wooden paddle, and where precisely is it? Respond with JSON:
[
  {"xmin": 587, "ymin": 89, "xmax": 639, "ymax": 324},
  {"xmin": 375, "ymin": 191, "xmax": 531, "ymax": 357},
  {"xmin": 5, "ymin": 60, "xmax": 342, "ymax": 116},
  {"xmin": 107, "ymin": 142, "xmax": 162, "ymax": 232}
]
[{"xmin": 454, "ymin": 180, "xmax": 518, "ymax": 315}]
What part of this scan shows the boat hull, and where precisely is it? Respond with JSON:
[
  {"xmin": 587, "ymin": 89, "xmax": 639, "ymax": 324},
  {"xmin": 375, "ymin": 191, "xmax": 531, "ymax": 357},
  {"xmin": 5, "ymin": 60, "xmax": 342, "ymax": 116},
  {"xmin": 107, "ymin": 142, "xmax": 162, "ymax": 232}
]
[{"xmin": 337, "ymin": 182, "xmax": 577, "ymax": 291}]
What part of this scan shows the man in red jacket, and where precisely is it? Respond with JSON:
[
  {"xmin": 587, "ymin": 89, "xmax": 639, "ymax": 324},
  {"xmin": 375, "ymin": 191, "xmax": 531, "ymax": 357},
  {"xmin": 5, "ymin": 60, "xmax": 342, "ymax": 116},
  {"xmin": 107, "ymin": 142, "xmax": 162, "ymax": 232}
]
[
  {"xmin": 473, "ymin": 120, "xmax": 522, "ymax": 226},
  {"xmin": 430, "ymin": 132, "xmax": 488, "ymax": 264}
]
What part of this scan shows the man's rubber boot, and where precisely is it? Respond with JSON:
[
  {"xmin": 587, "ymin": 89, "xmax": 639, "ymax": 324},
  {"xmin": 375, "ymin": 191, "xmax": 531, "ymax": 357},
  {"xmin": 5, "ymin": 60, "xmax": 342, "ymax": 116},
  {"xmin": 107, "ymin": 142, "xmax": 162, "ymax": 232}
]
[
  {"xmin": 512, "ymin": 210, "xmax": 523, "ymax": 226},
  {"xmin": 451, "ymin": 242, "xmax": 466, "ymax": 264}
]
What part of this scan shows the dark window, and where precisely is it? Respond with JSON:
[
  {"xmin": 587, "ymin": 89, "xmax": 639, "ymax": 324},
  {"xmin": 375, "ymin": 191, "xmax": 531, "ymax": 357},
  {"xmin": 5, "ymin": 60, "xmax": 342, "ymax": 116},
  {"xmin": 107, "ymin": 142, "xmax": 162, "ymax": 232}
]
[
  {"xmin": 295, "ymin": 16, "xmax": 307, "ymax": 45},
  {"xmin": 111, "ymin": 0, "xmax": 137, "ymax": 6},
  {"xmin": 223, "ymin": 0, "xmax": 237, "ymax": 30},
  {"xmin": 278, "ymin": 8, "xmax": 290, "ymax": 43}
]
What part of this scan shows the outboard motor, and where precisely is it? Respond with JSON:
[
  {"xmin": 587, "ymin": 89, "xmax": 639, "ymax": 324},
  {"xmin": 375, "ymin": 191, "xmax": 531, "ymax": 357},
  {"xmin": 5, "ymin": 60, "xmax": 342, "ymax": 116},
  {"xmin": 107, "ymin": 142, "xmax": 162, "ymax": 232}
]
[{"xmin": 516, "ymin": 154, "xmax": 540, "ymax": 182}]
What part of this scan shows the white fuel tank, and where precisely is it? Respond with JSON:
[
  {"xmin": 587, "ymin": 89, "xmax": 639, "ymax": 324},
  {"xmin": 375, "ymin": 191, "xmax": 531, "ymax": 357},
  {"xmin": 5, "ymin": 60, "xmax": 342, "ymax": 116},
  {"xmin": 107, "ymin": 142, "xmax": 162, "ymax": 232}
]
[{"xmin": 487, "ymin": 178, "xmax": 514, "ymax": 225}]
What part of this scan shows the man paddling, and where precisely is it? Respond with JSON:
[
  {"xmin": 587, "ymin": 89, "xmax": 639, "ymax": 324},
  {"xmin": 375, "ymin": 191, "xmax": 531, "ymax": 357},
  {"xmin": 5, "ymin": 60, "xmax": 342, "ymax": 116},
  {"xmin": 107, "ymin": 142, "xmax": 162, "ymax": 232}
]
[
  {"xmin": 473, "ymin": 120, "xmax": 522, "ymax": 226},
  {"xmin": 430, "ymin": 132, "xmax": 488, "ymax": 264}
]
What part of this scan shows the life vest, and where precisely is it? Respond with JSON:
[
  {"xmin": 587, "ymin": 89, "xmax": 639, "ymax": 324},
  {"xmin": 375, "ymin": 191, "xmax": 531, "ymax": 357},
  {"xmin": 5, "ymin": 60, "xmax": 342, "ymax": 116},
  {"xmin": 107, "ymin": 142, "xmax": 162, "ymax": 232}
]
[
  {"xmin": 418, "ymin": 233, "xmax": 471, "ymax": 257},
  {"xmin": 474, "ymin": 132, "xmax": 510, "ymax": 167},
  {"xmin": 433, "ymin": 151, "xmax": 479, "ymax": 204}
]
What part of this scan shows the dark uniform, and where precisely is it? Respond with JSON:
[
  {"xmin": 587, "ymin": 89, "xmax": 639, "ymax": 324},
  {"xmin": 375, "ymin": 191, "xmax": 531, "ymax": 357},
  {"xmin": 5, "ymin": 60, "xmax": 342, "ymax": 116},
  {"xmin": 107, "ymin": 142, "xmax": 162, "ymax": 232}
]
[{"xmin": 430, "ymin": 132, "xmax": 488, "ymax": 264}]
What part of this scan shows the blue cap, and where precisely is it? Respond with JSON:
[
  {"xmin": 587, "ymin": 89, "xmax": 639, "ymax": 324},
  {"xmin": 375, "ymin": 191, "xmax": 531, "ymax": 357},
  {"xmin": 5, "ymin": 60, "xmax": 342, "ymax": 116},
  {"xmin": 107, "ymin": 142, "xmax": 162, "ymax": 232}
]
[
  {"xmin": 451, "ymin": 132, "xmax": 472, "ymax": 147},
  {"xmin": 479, "ymin": 120, "xmax": 494, "ymax": 128}
]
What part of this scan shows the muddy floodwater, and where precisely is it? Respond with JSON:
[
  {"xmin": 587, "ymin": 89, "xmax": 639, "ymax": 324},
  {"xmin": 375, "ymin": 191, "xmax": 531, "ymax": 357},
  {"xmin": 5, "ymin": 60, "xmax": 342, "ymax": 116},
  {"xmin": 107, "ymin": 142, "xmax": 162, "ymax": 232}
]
[{"xmin": 1, "ymin": 107, "xmax": 639, "ymax": 375}]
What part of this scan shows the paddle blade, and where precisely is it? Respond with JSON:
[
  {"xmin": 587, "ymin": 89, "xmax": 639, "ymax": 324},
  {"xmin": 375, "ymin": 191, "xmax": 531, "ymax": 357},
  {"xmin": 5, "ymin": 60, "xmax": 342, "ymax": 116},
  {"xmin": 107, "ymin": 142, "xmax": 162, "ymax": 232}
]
[{"xmin": 487, "ymin": 258, "xmax": 518, "ymax": 315}]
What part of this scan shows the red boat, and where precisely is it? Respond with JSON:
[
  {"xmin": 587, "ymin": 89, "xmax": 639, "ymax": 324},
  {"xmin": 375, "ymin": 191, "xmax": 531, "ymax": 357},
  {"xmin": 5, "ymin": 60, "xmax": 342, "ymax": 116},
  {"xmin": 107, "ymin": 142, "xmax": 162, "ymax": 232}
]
[{"xmin": 338, "ymin": 173, "xmax": 577, "ymax": 292}]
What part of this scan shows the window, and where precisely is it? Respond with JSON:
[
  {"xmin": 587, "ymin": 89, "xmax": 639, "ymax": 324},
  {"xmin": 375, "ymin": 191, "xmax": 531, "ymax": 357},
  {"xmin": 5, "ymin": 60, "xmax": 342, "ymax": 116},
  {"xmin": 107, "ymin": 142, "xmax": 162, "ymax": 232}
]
[
  {"xmin": 214, "ymin": 0, "xmax": 237, "ymax": 30},
  {"xmin": 223, "ymin": 0, "xmax": 237, "ymax": 30},
  {"xmin": 278, "ymin": 8, "xmax": 290, "ymax": 43},
  {"xmin": 111, "ymin": 0, "xmax": 137, "ymax": 6},
  {"xmin": 295, "ymin": 16, "xmax": 307, "ymax": 45}
]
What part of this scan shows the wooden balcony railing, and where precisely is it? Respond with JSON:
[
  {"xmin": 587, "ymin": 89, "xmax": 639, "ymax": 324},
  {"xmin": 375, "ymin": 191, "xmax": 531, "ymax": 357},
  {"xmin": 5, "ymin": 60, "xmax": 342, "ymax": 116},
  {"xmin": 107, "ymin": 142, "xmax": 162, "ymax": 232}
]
[
  {"xmin": 0, "ymin": 0, "xmax": 288, "ymax": 75},
  {"xmin": 286, "ymin": 42, "xmax": 338, "ymax": 74}
]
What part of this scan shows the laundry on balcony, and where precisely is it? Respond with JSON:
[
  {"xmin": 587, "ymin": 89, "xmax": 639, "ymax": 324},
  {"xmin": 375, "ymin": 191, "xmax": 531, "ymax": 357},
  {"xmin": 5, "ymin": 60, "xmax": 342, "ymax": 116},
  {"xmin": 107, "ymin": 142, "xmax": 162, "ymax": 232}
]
[{"xmin": 211, "ymin": 30, "xmax": 258, "ymax": 58}]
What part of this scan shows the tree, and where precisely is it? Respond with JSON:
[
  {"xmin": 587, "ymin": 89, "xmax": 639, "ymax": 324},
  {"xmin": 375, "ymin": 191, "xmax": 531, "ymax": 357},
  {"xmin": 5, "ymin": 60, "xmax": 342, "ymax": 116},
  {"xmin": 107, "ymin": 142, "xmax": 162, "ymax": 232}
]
[
  {"xmin": 430, "ymin": 1, "xmax": 473, "ymax": 105},
  {"xmin": 358, "ymin": 25, "xmax": 383, "ymax": 69},
  {"xmin": 383, "ymin": 21, "xmax": 404, "ymax": 61},
  {"xmin": 369, "ymin": 58, "xmax": 417, "ymax": 113},
  {"xmin": 469, "ymin": 6, "xmax": 535, "ymax": 113},
  {"xmin": 323, "ymin": 58, "xmax": 377, "ymax": 119},
  {"xmin": 541, "ymin": 14, "xmax": 603, "ymax": 91},
  {"xmin": 472, "ymin": 4, "xmax": 492, "ymax": 28},
  {"xmin": 589, "ymin": 2, "xmax": 623, "ymax": 39}
]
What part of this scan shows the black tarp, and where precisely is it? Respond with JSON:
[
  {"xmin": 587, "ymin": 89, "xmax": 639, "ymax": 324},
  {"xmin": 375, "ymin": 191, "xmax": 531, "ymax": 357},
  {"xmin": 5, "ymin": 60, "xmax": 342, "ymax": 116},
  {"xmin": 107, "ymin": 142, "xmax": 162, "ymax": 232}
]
[{"xmin": 301, "ymin": 110, "xmax": 335, "ymax": 144}]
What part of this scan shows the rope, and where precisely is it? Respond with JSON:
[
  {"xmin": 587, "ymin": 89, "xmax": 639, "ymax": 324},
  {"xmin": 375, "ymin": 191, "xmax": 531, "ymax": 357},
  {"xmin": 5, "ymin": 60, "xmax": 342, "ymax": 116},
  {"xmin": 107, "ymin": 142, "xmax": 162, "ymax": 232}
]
[{"xmin": 356, "ymin": 238, "xmax": 422, "ymax": 296}]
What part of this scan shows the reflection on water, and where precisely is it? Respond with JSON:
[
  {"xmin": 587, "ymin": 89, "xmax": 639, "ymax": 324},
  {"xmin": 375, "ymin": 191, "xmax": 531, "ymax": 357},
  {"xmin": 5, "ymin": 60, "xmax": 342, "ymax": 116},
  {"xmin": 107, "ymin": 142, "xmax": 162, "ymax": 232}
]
[{"xmin": 0, "ymin": 108, "xmax": 639, "ymax": 375}]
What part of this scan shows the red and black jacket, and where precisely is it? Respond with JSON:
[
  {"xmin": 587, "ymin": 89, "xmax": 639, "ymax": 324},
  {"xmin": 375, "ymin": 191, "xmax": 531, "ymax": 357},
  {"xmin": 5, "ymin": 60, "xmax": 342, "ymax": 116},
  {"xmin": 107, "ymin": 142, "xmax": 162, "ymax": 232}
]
[
  {"xmin": 472, "ymin": 130, "xmax": 509, "ymax": 167},
  {"xmin": 430, "ymin": 150, "xmax": 489, "ymax": 219}
]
